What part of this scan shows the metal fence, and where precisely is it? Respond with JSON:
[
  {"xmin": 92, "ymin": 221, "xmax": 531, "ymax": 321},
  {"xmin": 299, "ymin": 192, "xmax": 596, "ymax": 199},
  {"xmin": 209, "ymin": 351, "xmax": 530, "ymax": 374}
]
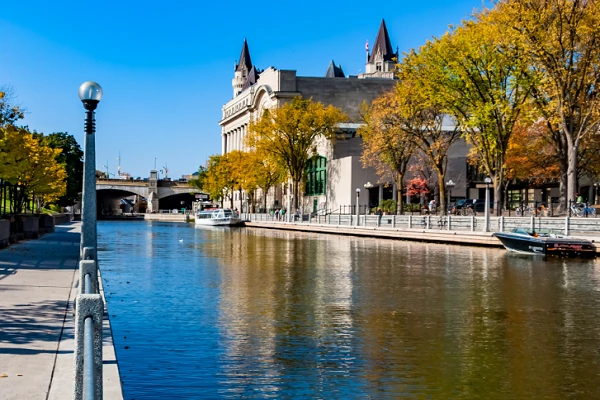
[{"xmin": 244, "ymin": 212, "xmax": 600, "ymax": 236}]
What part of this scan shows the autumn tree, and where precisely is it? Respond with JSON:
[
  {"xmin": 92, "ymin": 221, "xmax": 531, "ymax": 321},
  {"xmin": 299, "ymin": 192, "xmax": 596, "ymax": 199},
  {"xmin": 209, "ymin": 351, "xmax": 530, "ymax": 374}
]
[
  {"xmin": 390, "ymin": 78, "xmax": 462, "ymax": 214},
  {"xmin": 358, "ymin": 94, "xmax": 416, "ymax": 214},
  {"xmin": 0, "ymin": 126, "xmax": 66, "ymax": 213},
  {"xmin": 496, "ymin": 0, "xmax": 600, "ymax": 205},
  {"xmin": 40, "ymin": 132, "xmax": 83, "ymax": 207},
  {"xmin": 402, "ymin": 10, "xmax": 533, "ymax": 213},
  {"xmin": 243, "ymin": 150, "xmax": 284, "ymax": 213},
  {"xmin": 504, "ymin": 120, "xmax": 561, "ymax": 185},
  {"xmin": 247, "ymin": 96, "xmax": 346, "ymax": 210},
  {"xmin": 203, "ymin": 154, "xmax": 235, "ymax": 207}
]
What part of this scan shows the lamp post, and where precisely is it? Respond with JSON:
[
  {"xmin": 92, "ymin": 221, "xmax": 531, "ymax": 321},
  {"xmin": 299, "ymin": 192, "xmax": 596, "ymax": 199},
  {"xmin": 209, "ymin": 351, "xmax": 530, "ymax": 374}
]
[
  {"xmin": 484, "ymin": 176, "xmax": 492, "ymax": 232},
  {"xmin": 594, "ymin": 182, "xmax": 599, "ymax": 205},
  {"xmin": 446, "ymin": 179, "xmax": 455, "ymax": 215},
  {"xmin": 355, "ymin": 188, "xmax": 361, "ymax": 226},
  {"xmin": 78, "ymin": 81, "xmax": 103, "ymax": 254}
]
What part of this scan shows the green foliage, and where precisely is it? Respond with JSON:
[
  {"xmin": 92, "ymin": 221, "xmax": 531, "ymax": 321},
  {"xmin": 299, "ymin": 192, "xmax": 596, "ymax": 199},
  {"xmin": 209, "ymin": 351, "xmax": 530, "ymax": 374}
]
[
  {"xmin": 188, "ymin": 165, "xmax": 208, "ymax": 191},
  {"xmin": 40, "ymin": 132, "xmax": 83, "ymax": 206},
  {"xmin": 378, "ymin": 199, "xmax": 397, "ymax": 214}
]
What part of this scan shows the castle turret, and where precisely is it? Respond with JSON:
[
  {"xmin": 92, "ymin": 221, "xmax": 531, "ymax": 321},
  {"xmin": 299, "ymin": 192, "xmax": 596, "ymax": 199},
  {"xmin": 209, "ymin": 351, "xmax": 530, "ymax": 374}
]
[
  {"xmin": 232, "ymin": 39, "xmax": 253, "ymax": 97},
  {"xmin": 359, "ymin": 19, "xmax": 397, "ymax": 79}
]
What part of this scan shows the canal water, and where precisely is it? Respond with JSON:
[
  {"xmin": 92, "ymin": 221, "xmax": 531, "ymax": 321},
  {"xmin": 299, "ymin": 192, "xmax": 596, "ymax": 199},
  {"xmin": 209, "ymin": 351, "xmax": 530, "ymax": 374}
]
[{"xmin": 98, "ymin": 221, "xmax": 600, "ymax": 399}]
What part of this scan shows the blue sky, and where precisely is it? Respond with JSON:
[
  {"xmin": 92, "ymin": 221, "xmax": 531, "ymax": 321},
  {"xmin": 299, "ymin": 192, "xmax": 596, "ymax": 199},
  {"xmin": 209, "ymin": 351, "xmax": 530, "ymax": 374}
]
[{"xmin": 0, "ymin": 0, "xmax": 487, "ymax": 179}]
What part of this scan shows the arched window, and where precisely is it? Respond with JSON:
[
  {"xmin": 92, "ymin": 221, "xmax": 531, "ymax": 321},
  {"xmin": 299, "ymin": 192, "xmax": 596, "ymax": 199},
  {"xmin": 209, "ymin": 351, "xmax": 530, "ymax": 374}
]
[{"xmin": 305, "ymin": 156, "xmax": 327, "ymax": 196}]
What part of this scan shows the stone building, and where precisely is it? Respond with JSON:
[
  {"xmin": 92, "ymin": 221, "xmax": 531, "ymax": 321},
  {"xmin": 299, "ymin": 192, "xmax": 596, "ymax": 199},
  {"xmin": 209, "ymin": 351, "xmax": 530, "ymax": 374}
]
[{"xmin": 219, "ymin": 20, "xmax": 471, "ymax": 213}]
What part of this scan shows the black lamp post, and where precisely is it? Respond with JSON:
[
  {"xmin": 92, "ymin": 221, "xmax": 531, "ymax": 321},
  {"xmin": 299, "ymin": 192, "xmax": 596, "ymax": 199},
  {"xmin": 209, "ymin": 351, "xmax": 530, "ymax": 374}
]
[
  {"xmin": 79, "ymin": 81, "xmax": 103, "ymax": 254},
  {"xmin": 355, "ymin": 188, "xmax": 361, "ymax": 225},
  {"xmin": 484, "ymin": 176, "xmax": 492, "ymax": 232},
  {"xmin": 446, "ymin": 179, "xmax": 455, "ymax": 215}
]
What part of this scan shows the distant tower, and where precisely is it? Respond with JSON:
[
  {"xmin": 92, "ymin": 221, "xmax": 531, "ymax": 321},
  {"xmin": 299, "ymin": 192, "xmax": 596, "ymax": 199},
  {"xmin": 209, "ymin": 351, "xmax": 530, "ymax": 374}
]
[
  {"xmin": 232, "ymin": 39, "xmax": 253, "ymax": 97},
  {"xmin": 359, "ymin": 19, "xmax": 398, "ymax": 79}
]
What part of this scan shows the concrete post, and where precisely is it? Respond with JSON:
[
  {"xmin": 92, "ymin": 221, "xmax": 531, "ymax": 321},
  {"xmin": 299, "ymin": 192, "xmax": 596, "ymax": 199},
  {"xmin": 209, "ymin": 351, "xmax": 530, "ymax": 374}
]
[
  {"xmin": 79, "ymin": 260, "xmax": 99, "ymax": 294},
  {"xmin": 73, "ymin": 294, "xmax": 104, "ymax": 400},
  {"xmin": 81, "ymin": 109, "xmax": 97, "ymax": 253},
  {"xmin": 82, "ymin": 246, "xmax": 95, "ymax": 261},
  {"xmin": 565, "ymin": 216, "xmax": 570, "ymax": 236}
]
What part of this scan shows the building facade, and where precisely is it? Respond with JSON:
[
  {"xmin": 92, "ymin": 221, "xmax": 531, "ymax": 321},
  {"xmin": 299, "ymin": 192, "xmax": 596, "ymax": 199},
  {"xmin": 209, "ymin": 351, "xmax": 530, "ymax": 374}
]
[{"xmin": 219, "ymin": 20, "xmax": 471, "ymax": 213}]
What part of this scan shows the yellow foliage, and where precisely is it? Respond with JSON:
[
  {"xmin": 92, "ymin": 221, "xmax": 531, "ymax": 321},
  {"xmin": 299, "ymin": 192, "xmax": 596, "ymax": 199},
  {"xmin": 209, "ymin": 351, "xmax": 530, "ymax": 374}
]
[{"xmin": 0, "ymin": 125, "xmax": 67, "ymax": 203}]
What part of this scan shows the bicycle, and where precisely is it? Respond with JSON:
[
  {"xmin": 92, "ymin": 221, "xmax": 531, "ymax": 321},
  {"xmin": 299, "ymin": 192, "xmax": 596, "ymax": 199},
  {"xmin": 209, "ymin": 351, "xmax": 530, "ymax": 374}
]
[
  {"xmin": 515, "ymin": 204, "xmax": 533, "ymax": 217},
  {"xmin": 570, "ymin": 203, "xmax": 584, "ymax": 217}
]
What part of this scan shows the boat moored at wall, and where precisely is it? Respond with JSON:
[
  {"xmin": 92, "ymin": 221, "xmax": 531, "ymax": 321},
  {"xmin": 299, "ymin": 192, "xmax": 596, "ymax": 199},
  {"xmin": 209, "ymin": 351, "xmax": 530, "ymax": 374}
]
[
  {"xmin": 493, "ymin": 228, "xmax": 595, "ymax": 258},
  {"xmin": 195, "ymin": 209, "xmax": 242, "ymax": 227}
]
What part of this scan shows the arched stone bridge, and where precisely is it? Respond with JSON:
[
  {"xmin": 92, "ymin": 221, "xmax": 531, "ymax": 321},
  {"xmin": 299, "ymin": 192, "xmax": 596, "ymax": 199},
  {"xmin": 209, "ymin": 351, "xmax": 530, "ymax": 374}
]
[{"xmin": 96, "ymin": 175, "xmax": 199, "ymax": 213}]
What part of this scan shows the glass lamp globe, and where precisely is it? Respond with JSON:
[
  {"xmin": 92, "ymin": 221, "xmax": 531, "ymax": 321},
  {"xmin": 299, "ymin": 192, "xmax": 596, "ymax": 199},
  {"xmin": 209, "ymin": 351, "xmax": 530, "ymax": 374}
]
[{"xmin": 78, "ymin": 81, "xmax": 103, "ymax": 110}]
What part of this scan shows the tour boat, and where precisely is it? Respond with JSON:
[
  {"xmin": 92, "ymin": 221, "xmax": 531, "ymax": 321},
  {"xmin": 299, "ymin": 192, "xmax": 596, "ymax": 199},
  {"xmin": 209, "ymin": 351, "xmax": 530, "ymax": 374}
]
[
  {"xmin": 493, "ymin": 228, "xmax": 595, "ymax": 258},
  {"xmin": 194, "ymin": 208, "xmax": 242, "ymax": 227}
]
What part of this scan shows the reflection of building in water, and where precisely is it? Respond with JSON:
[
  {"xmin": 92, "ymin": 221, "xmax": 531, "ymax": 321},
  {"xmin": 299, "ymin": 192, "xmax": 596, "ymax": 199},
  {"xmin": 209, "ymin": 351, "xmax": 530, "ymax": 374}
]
[{"xmin": 207, "ymin": 228, "xmax": 359, "ymax": 389}]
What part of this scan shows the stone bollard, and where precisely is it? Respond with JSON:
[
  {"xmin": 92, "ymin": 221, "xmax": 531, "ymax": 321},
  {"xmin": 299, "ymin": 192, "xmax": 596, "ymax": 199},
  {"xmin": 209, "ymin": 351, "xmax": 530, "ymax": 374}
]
[
  {"xmin": 82, "ymin": 246, "xmax": 96, "ymax": 261},
  {"xmin": 73, "ymin": 294, "xmax": 104, "ymax": 400},
  {"xmin": 79, "ymin": 260, "xmax": 99, "ymax": 294}
]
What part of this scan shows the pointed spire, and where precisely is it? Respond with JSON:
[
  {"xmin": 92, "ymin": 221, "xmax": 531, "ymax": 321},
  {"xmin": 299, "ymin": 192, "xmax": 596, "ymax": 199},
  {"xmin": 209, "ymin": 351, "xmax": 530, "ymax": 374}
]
[
  {"xmin": 325, "ymin": 60, "xmax": 345, "ymax": 78},
  {"xmin": 369, "ymin": 19, "xmax": 395, "ymax": 63},
  {"xmin": 242, "ymin": 66, "xmax": 261, "ymax": 90},
  {"xmin": 235, "ymin": 38, "xmax": 253, "ymax": 72}
]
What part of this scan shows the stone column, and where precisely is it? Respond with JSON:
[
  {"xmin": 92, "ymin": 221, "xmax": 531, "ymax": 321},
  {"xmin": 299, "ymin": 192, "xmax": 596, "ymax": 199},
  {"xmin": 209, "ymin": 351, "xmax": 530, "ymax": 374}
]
[{"xmin": 148, "ymin": 170, "xmax": 159, "ymax": 212}]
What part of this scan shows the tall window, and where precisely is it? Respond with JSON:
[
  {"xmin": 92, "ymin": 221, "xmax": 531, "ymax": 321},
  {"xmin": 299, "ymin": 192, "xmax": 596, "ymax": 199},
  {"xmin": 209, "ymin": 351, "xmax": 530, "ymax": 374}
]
[{"xmin": 305, "ymin": 156, "xmax": 327, "ymax": 196}]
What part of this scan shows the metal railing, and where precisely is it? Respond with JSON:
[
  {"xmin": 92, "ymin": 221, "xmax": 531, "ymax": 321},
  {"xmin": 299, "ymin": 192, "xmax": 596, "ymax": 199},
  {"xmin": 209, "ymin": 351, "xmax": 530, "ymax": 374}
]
[{"xmin": 244, "ymin": 212, "xmax": 600, "ymax": 236}]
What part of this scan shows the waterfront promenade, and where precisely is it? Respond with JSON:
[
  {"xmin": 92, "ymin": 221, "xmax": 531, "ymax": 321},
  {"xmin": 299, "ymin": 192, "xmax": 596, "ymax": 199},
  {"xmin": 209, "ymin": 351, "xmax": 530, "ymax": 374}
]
[{"xmin": 0, "ymin": 221, "xmax": 122, "ymax": 400}]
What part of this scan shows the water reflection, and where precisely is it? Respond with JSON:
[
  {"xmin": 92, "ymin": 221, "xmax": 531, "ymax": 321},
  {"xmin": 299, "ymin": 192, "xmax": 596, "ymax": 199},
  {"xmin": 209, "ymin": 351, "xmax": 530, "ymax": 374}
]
[{"xmin": 99, "ymin": 222, "xmax": 600, "ymax": 399}]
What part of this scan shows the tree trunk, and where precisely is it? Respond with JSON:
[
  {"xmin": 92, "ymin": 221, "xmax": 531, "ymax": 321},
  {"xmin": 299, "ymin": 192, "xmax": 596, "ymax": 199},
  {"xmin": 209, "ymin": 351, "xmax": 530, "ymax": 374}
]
[
  {"xmin": 437, "ymin": 176, "xmax": 446, "ymax": 216},
  {"xmin": 395, "ymin": 174, "xmax": 404, "ymax": 215}
]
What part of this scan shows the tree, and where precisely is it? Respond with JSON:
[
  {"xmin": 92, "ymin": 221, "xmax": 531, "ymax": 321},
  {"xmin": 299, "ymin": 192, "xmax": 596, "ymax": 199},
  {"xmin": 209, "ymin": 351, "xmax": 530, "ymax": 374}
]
[
  {"xmin": 504, "ymin": 120, "xmax": 561, "ymax": 185},
  {"xmin": 387, "ymin": 78, "xmax": 462, "ymax": 214},
  {"xmin": 203, "ymin": 154, "xmax": 235, "ymax": 207},
  {"xmin": 40, "ymin": 132, "xmax": 83, "ymax": 207},
  {"xmin": 0, "ymin": 126, "xmax": 66, "ymax": 213},
  {"xmin": 188, "ymin": 165, "xmax": 208, "ymax": 192},
  {"xmin": 358, "ymin": 94, "xmax": 416, "ymax": 214},
  {"xmin": 402, "ymin": 11, "xmax": 533, "ymax": 213},
  {"xmin": 496, "ymin": 0, "xmax": 600, "ymax": 204},
  {"xmin": 247, "ymin": 96, "xmax": 347, "ymax": 210},
  {"xmin": 243, "ymin": 150, "xmax": 284, "ymax": 213},
  {"xmin": 0, "ymin": 86, "xmax": 24, "ymax": 128}
]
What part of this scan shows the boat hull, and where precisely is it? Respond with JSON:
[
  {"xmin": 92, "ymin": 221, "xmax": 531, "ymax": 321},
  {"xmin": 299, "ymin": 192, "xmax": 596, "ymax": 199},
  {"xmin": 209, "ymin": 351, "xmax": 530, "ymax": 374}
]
[
  {"xmin": 195, "ymin": 217, "xmax": 241, "ymax": 227},
  {"xmin": 493, "ymin": 232, "xmax": 595, "ymax": 258}
]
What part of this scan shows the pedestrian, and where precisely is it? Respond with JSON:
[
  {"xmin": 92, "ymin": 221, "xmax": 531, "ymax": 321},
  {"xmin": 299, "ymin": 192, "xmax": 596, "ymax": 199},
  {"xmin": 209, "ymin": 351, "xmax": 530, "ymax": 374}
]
[
  {"xmin": 376, "ymin": 208, "xmax": 383, "ymax": 226},
  {"xmin": 428, "ymin": 199, "xmax": 436, "ymax": 214},
  {"xmin": 275, "ymin": 208, "xmax": 280, "ymax": 220}
]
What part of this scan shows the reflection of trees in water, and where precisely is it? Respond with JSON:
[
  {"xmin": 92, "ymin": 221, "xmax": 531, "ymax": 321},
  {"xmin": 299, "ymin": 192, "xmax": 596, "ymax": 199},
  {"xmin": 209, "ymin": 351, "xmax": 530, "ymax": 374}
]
[{"xmin": 196, "ymin": 226, "xmax": 600, "ymax": 397}]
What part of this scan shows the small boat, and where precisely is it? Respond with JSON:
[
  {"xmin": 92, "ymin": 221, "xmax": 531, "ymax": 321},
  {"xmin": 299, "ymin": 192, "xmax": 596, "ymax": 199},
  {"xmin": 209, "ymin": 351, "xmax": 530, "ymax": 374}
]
[
  {"xmin": 493, "ymin": 228, "xmax": 596, "ymax": 258},
  {"xmin": 194, "ymin": 208, "xmax": 242, "ymax": 227}
]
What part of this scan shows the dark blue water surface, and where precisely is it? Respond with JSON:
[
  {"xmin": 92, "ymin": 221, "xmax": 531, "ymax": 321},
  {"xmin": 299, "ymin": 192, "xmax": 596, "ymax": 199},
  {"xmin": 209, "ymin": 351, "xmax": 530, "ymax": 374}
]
[{"xmin": 98, "ymin": 221, "xmax": 600, "ymax": 399}]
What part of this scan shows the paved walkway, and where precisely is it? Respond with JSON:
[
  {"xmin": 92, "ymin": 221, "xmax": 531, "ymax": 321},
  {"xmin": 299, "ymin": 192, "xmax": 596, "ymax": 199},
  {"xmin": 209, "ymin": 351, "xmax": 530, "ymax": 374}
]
[{"xmin": 0, "ymin": 222, "xmax": 122, "ymax": 400}]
